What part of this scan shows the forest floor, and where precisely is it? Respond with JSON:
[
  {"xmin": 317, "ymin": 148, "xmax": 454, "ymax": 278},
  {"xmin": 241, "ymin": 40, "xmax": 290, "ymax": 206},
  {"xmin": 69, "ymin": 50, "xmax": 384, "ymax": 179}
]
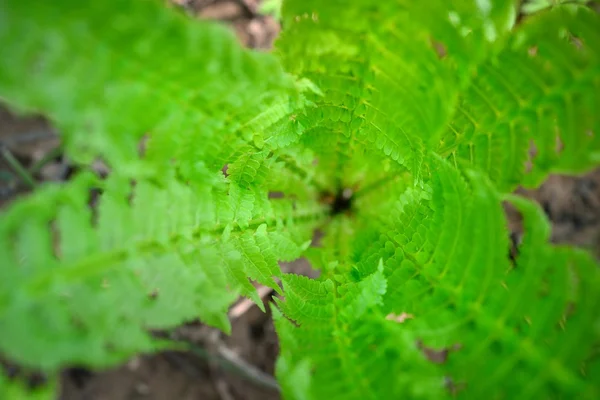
[{"xmin": 1, "ymin": 1, "xmax": 599, "ymax": 399}]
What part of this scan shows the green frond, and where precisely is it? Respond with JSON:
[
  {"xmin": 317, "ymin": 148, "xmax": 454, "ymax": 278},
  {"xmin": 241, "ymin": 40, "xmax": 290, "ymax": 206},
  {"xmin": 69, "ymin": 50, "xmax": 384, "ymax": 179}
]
[
  {"xmin": 441, "ymin": 5, "xmax": 600, "ymax": 191},
  {"xmin": 276, "ymin": 0, "xmax": 518, "ymax": 187},
  {"xmin": 275, "ymin": 263, "xmax": 442, "ymax": 399},
  {"xmin": 279, "ymin": 156, "xmax": 600, "ymax": 398},
  {"xmin": 0, "ymin": 0, "xmax": 304, "ymax": 171},
  {"xmin": 0, "ymin": 169, "xmax": 326, "ymax": 371},
  {"xmin": 0, "ymin": 0, "xmax": 328, "ymax": 377},
  {"xmin": 0, "ymin": 174, "xmax": 225, "ymax": 368},
  {"xmin": 0, "ymin": 373, "xmax": 57, "ymax": 400},
  {"xmin": 522, "ymin": 0, "xmax": 590, "ymax": 14},
  {"xmin": 274, "ymin": 355, "xmax": 312, "ymax": 400},
  {"xmin": 448, "ymin": 194, "xmax": 600, "ymax": 398}
]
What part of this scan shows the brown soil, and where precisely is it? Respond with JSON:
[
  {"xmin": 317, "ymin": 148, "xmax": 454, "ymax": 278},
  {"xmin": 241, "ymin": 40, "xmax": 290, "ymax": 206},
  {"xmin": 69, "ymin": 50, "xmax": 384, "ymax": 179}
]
[
  {"xmin": 1, "ymin": 1, "xmax": 599, "ymax": 400},
  {"xmin": 59, "ymin": 307, "xmax": 281, "ymax": 400}
]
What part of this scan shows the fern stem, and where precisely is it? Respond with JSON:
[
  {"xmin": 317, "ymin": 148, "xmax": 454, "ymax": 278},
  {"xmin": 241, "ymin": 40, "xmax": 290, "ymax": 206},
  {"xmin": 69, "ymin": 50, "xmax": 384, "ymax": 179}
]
[
  {"xmin": 276, "ymin": 152, "xmax": 328, "ymax": 193},
  {"xmin": 353, "ymin": 173, "xmax": 400, "ymax": 200},
  {"xmin": 212, "ymin": 345, "xmax": 280, "ymax": 391},
  {"xmin": 0, "ymin": 144, "xmax": 36, "ymax": 188},
  {"xmin": 163, "ymin": 343, "xmax": 280, "ymax": 392},
  {"xmin": 25, "ymin": 207, "xmax": 329, "ymax": 293},
  {"xmin": 29, "ymin": 146, "xmax": 63, "ymax": 175},
  {"xmin": 216, "ymin": 204, "xmax": 329, "ymax": 236}
]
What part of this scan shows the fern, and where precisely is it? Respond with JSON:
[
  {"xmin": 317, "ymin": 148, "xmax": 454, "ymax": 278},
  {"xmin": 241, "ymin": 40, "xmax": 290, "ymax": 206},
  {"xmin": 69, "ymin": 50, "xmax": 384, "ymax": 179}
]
[
  {"xmin": 0, "ymin": 0, "xmax": 599, "ymax": 399},
  {"xmin": 443, "ymin": 5, "xmax": 600, "ymax": 190},
  {"xmin": 0, "ymin": 0, "xmax": 326, "ymax": 390}
]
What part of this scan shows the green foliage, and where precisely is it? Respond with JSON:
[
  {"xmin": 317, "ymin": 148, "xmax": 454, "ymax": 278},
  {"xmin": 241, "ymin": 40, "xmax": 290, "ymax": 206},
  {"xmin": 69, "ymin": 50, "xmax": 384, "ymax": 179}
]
[
  {"xmin": 0, "ymin": 0, "xmax": 325, "ymax": 371},
  {"xmin": 1, "ymin": 0, "xmax": 599, "ymax": 399},
  {"xmin": 522, "ymin": 0, "xmax": 591, "ymax": 14},
  {"xmin": 260, "ymin": 0, "xmax": 283, "ymax": 21}
]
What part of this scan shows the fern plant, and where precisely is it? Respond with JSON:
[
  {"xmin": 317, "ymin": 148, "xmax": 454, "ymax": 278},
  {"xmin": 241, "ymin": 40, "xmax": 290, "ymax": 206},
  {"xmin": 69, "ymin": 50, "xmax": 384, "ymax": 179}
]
[{"xmin": 1, "ymin": 0, "xmax": 599, "ymax": 398}]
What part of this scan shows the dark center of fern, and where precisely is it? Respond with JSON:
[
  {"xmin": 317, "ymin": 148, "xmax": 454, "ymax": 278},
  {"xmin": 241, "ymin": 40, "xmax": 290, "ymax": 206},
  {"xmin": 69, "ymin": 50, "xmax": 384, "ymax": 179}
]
[{"xmin": 329, "ymin": 188, "xmax": 353, "ymax": 216}]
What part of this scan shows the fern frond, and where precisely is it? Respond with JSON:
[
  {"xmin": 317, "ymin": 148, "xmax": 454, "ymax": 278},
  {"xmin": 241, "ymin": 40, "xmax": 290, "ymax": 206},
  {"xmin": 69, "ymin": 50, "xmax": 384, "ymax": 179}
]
[
  {"xmin": 441, "ymin": 5, "xmax": 600, "ymax": 190},
  {"xmin": 0, "ymin": 0, "xmax": 329, "ymax": 374},
  {"xmin": 274, "ymin": 263, "xmax": 442, "ymax": 400},
  {"xmin": 275, "ymin": 0, "xmax": 517, "ymax": 187},
  {"xmin": 0, "ymin": 0, "xmax": 302, "ymax": 168},
  {"xmin": 1, "ymin": 174, "xmax": 223, "ymax": 367},
  {"xmin": 278, "ymin": 156, "xmax": 600, "ymax": 398},
  {"xmin": 448, "ymin": 194, "xmax": 600, "ymax": 398},
  {"xmin": 0, "ymin": 168, "xmax": 326, "ymax": 370},
  {"xmin": 0, "ymin": 373, "xmax": 56, "ymax": 400}
]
